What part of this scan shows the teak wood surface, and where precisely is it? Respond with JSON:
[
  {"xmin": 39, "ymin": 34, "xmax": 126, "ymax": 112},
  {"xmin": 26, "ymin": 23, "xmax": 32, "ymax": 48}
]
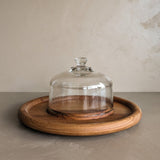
[
  {"xmin": 18, "ymin": 96, "xmax": 142, "ymax": 136},
  {"xmin": 48, "ymin": 95, "xmax": 114, "ymax": 120}
]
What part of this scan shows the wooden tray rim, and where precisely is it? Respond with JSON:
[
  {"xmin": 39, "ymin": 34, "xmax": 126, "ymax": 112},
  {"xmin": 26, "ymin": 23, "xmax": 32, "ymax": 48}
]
[{"xmin": 19, "ymin": 96, "xmax": 142, "ymax": 136}]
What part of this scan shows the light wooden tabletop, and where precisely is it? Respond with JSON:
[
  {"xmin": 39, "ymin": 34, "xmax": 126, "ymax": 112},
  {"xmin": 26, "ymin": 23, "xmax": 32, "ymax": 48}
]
[{"xmin": 0, "ymin": 92, "xmax": 159, "ymax": 160}]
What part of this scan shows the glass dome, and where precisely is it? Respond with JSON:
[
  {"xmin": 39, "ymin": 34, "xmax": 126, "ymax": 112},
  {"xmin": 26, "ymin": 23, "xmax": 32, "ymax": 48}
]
[{"xmin": 48, "ymin": 57, "xmax": 113, "ymax": 120}]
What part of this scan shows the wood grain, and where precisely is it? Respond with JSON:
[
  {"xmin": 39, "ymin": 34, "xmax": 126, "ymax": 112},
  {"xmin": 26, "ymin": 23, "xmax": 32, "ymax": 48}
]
[
  {"xmin": 48, "ymin": 95, "xmax": 113, "ymax": 120},
  {"xmin": 18, "ymin": 96, "xmax": 142, "ymax": 136}
]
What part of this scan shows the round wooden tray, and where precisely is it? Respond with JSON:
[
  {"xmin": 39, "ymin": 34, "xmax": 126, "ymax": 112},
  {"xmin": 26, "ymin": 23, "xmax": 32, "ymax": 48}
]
[{"xmin": 18, "ymin": 96, "xmax": 142, "ymax": 136}]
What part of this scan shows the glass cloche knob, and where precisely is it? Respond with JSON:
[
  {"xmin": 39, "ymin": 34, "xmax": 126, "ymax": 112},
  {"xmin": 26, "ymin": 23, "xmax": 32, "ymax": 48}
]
[
  {"xmin": 70, "ymin": 57, "xmax": 93, "ymax": 74},
  {"xmin": 48, "ymin": 57, "xmax": 113, "ymax": 120},
  {"xmin": 75, "ymin": 57, "xmax": 87, "ymax": 66}
]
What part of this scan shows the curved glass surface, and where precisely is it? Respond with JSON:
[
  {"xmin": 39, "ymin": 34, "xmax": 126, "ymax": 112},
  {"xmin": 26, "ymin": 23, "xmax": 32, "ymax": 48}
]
[{"xmin": 48, "ymin": 57, "xmax": 113, "ymax": 119}]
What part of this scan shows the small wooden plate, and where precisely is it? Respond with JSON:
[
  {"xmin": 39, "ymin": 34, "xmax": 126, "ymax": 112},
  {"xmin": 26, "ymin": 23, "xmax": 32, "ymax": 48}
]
[{"xmin": 18, "ymin": 96, "xmax": 142, "ymax": 136}]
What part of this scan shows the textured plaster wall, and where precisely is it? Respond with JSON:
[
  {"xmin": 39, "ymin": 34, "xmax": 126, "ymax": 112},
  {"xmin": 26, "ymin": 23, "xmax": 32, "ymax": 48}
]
[{"xmin": 0, "ymin": 0, "xmax": 160, "ymax": 92}]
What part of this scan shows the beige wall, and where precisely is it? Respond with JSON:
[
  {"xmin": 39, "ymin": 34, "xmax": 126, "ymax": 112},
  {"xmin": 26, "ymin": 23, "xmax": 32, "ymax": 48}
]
[{"xmin": 0, "ymin": 0, "xmax": 160, "ymax": 92}]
